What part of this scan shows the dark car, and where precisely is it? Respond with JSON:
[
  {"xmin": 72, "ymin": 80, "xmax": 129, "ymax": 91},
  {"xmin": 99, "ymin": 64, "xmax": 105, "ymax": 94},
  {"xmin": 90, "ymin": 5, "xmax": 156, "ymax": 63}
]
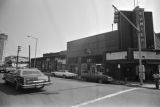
[
  {"xmin": 2, "ymin": 68, "xmax": 52, "ymax": 91},
  {"xmin": 81, "ymin": 72, "xmax": 114, "ymax": 83}
]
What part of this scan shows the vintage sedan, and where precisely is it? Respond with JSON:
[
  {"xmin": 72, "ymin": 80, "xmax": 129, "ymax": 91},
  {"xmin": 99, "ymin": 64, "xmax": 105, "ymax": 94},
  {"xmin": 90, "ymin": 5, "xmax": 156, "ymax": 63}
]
[
  {"xmin": 81, "ymin": 72, "xmax": 114, "ymax": 83},
  {"xmin": 51, "ymin": 70, "xmax": 78, "ymax": 78},
  {"xmin": 3, "ymin": 68, "xmax": 52, "ymax": 91}
]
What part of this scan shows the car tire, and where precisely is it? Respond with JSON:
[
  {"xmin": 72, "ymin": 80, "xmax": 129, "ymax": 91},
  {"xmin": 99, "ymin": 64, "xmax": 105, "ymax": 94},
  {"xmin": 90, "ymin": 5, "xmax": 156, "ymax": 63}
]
[
  {"xmin": 63, "ymin": 75, "xmax": 66, "ymax": 79},
  {"xmin": 15, "ymin": 82, "xmax": 21, "ymax": 91},
  {"xmin": 38, "ymin": 86, "xmax": 44, "ymax": 90},
  {"xmin": 52, "ymin": 73, "xmax": 55, "ymax": 77}
]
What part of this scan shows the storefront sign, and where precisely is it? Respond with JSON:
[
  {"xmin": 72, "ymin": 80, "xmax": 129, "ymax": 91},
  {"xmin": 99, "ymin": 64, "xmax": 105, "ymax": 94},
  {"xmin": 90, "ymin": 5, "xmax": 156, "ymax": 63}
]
[
  {"xmin": 106, "ymin": 51, "xmax": 127, "ymax": 60},
  {"xmin": 135, "ymin": 7, "xmax": 146, "ymax": 48},
  {"xmin": 134, "ymin": 51, "xmax": 160, "ymax": 60}
]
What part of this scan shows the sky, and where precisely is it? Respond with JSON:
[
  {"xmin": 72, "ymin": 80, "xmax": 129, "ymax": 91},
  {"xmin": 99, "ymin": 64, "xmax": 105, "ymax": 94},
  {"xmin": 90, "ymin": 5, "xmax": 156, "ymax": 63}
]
[{"xmin": 0, "ymin": 0, "xmax": 160, "ymax": 59}]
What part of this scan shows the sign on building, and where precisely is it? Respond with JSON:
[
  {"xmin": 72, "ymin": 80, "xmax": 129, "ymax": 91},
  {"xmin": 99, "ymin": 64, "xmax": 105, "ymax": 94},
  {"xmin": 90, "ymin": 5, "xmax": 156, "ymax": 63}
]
[{"xmin": 135, "ymin": 7, "xmax": 146, "ymax": 49}]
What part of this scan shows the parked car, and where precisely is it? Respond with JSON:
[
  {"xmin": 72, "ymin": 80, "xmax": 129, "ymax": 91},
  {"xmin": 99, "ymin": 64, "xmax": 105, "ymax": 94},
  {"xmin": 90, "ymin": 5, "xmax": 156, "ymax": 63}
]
[
  {"xmin": 51, "ymin": 70, "xmax": 78, "ymax": 78},
  {"xmin": 2, "ymin": 68, "xmax": 52, "ymax": 91},
  {"xmin": 81, "ymin": 72, "xmax": 114, "ymax": 83}
]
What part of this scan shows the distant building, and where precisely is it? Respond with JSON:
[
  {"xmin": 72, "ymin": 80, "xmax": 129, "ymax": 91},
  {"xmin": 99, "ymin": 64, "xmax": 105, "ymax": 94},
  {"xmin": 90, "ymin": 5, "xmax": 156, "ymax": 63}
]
[
  {"xmin": 0, "ymin": 33, "xmax": 8, "ymax": 65},
  {"xmin": 31, "ymin": 51, "xmax": 67, "ymax": 72},
  {"xmin": 5, "ymin": 56, "xmax": 29, "ymax": 68}
]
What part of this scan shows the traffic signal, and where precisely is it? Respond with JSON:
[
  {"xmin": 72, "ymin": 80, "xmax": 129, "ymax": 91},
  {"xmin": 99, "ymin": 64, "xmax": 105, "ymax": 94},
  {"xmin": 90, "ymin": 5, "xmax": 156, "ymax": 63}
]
[{"xmin": 114, "ymin": 11, "xmax": 120, "ymax": 23}]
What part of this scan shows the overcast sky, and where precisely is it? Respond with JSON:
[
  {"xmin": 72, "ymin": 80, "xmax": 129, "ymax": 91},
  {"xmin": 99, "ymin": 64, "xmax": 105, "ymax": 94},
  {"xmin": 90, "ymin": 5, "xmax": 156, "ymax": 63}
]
[{"xmin": 0, "ymin": 0, "xmax": 160, "ymax": 58}]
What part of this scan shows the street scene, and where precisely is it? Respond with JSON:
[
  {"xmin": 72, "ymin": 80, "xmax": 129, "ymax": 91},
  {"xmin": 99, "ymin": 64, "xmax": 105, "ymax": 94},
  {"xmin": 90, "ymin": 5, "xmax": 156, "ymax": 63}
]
[{"xmin": 0, "ymin": 0, "xmax": 160, "ymax": 107}]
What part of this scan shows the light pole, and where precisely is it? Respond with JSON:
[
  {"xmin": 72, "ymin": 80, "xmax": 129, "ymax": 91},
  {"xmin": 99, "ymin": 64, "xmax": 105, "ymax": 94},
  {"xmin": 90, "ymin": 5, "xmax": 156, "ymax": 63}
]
[{"xmin": 27, "ymin": 35, "xmax": 38, "ymax": 68}]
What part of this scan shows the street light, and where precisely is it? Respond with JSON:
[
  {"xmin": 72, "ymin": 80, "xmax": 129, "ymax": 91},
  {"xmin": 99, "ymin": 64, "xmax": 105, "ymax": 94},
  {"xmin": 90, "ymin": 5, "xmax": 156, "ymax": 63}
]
[{"xmin": 27, "ymin": 35, "xmax": 38, "ymax": 68}]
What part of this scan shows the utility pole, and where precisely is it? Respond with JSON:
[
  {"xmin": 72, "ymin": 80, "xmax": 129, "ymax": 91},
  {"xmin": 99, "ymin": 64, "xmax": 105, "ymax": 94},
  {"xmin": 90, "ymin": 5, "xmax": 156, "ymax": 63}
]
[
  {"xmin": 29, "ymin": 45, "xmax": 31, "ymax": 68},
  {"xmin": 113, "ymin": 5, "xmax": 144, "ymax": 85},
  {"xmin": 27, "ymin": 35, "xmax": 38, "ymax": 68},
  {"xmin": 16, "ymin": 46, "xmax": 21, "ymax": 69}
]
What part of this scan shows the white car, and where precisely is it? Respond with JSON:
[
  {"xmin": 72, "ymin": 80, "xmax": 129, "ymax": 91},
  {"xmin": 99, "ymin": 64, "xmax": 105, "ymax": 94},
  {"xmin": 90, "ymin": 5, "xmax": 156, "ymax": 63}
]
[{"xmin": 51, "ymin": 70, "xmax": 78, "ymax": 78}]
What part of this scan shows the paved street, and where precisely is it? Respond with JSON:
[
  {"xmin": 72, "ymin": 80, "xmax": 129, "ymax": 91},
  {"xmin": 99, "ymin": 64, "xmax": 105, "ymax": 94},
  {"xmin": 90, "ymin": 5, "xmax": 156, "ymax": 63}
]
[{"xmin": 0, "ymin": 74, "xmax": 160, "ymax": 107}]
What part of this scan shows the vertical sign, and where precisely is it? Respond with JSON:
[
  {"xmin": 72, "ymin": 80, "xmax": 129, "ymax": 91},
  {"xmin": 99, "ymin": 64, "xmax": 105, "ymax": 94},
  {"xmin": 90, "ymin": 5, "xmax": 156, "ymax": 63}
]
[{"xmin": 135, "ymin": 7, "xmax": 146, "ymax": 48}]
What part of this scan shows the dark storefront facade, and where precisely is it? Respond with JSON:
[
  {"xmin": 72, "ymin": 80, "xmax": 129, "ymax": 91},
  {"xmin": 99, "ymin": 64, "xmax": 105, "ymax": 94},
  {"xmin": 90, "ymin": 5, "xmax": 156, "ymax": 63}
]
[
  {"xmin": 106, "ymin": 49, "xmax": 160, "ymax": 81},
  {"xmin": 67, "ymin": 31, "xmax": 119, "ymax": 74},
  {"xmin": 31, "ymin": 51, "xmax": 67, "ymax": 73}
]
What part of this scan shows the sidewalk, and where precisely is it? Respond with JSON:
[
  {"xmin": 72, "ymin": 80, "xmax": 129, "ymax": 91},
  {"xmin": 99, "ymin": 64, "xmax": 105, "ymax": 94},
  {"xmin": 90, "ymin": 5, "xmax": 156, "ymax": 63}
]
[
  {"xmin": 112, "ymin": 80, "xmax": 159, "ymax": 89},
  {"xmin": 125, "ymin": 81, "xmax": 159, "ymax": 90},
  {"xmin": 43, "ymin": 73, "xmax": 159, "ymax": 90}
]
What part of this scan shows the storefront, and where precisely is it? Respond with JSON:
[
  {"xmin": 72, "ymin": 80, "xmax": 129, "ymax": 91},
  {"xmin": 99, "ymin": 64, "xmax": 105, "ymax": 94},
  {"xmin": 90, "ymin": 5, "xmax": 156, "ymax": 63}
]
[{"xmin": 106, "ymin": 49, "xmax": 160, "ymax": 81}]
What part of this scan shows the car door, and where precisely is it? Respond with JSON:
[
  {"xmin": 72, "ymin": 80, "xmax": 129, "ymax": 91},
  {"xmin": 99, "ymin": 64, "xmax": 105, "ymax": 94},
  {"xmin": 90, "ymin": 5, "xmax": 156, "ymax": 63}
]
[
  {"xmin": 9, "ymin": 70, "xmax": 17, "ymax": 83},
  {"xmin": 59, "ymin": 70, "xmax": 64, "ymax": 77}
]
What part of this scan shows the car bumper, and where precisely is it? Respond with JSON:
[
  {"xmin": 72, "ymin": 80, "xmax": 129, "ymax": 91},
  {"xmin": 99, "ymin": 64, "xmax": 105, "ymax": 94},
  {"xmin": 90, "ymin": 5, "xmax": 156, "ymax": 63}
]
[{"xmin": 21, "ymin": 82, "xmax": 52, "ymax": 89}]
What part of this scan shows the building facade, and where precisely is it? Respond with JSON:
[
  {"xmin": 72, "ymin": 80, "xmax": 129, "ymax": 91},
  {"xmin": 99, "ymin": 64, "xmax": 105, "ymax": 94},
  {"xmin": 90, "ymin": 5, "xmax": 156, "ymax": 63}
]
[
  {"xmin": 106, "ymin": 6, "xmax": 158, "ymax": 81},
  {"xmin": 67, "ymin": 31, "xmax": 119, "ymax": 74},
  {"xmin": 67, "ymin": 6, "xmax": 158, "ymax": 82},
  {"xmin": 155, "ymin": 33, "xmax": 160, "ymax": 49},
  {"xmin": 118, "ymin": 7, "xmax": 154, "ymax": 50},
  {"xmin": 31, "ymin": 51, "xmax": 67, "ymax": 72}
]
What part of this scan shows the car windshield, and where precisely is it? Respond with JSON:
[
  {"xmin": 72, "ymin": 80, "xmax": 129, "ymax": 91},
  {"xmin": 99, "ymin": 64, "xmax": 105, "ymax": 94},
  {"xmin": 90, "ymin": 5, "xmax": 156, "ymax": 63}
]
[{"xmin": 22, "ymin": 70, "xmax": 42, "ymax": 76}]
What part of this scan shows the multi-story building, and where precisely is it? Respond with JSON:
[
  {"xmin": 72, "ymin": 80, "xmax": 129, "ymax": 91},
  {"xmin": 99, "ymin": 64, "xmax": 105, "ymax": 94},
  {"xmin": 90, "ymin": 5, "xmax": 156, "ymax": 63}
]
[{"xmin": 0, "ymin": 33, "xmax": 8, "ymax": 65}]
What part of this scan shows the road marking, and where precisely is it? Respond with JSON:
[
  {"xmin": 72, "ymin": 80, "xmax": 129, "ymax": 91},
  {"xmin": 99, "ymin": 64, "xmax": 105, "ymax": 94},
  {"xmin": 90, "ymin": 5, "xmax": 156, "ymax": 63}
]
[{"xmin": 72, "ymin": 88, "xmax": 138, "ymax": 107}]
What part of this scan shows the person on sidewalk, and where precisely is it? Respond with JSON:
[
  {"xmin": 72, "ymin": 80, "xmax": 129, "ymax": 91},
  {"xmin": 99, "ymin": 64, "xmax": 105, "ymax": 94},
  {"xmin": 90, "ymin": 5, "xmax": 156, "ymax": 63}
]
[{"xmin": 153, "ymin": 73, "xmax": 160, "ymax": 89}]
